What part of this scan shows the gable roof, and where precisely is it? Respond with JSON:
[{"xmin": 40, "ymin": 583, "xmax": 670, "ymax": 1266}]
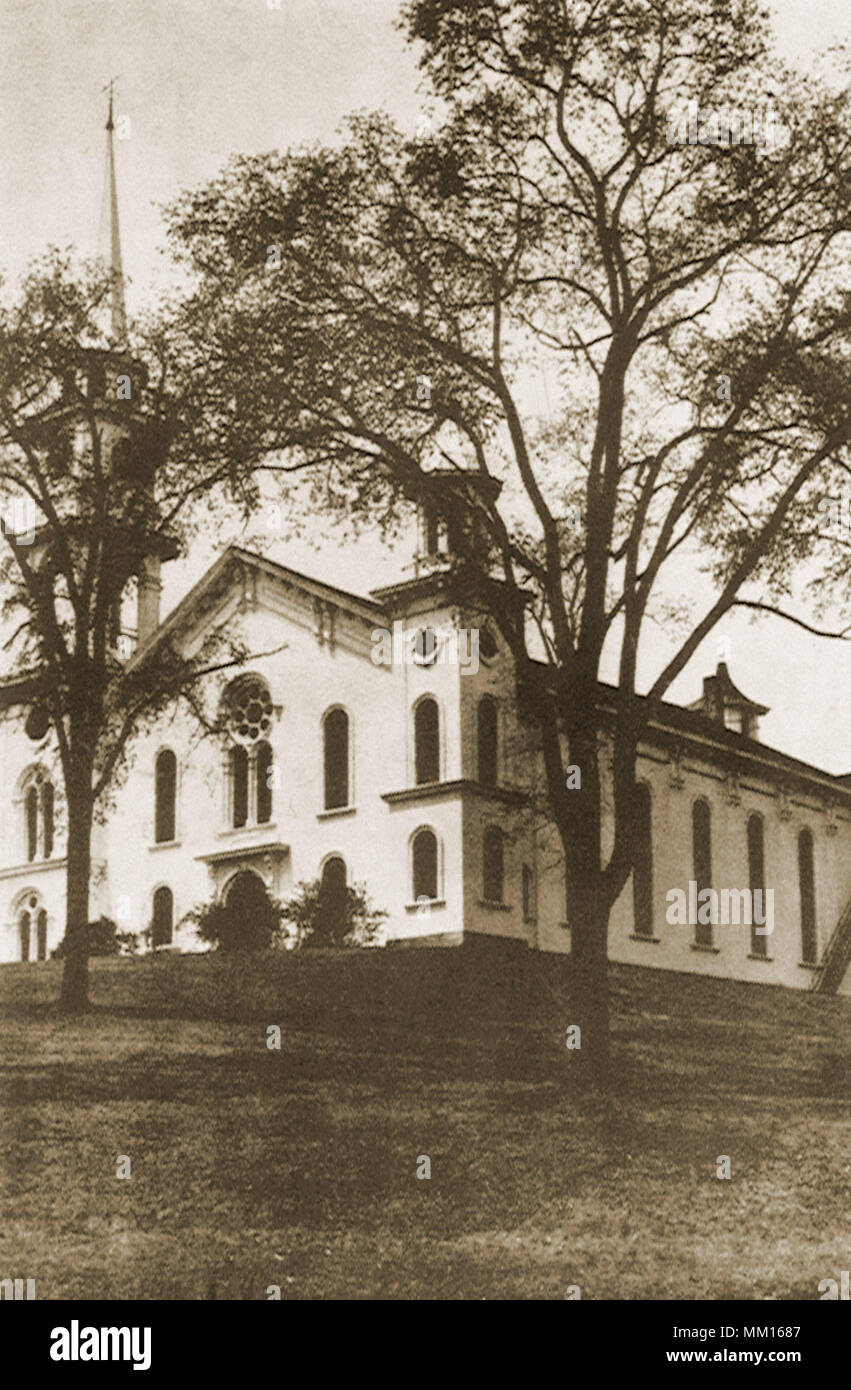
[{"xmin": 130, "ymin": 544, "xmax": 388, "ymax": 666}]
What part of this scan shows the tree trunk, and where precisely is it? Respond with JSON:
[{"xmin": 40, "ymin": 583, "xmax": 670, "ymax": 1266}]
[
  {"xmin": 567, "ymin": 892, "xmax": 612, "ymax": 1090},
  {"xmin": 59, "ymin": 768, "xmax": 94, "ymax": 1013}
]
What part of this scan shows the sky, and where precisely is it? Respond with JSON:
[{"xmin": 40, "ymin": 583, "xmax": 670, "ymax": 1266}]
[{"xmin": 0, "ymin": 0, "xmax": 849, "ymax": 771}]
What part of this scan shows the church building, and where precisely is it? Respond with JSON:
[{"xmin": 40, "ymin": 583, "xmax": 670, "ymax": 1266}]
[{"xmin": 2, "ymin": 104, "xmax": 851, "ymax": 996}]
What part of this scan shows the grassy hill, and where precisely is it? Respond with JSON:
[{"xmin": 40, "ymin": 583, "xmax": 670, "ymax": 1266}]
[{"xmin": 1, "ymin": 947, "xmax": 849, "ymax": 1299}]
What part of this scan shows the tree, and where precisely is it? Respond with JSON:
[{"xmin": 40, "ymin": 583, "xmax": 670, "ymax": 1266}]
[
  {"xmin": 165, "ymin": 0, "xmax": 851, "ymax": 1085},
  {"xmin": 0, "ymin": 255, "xmax": 254, "ymax": 1011},
  {"xmin": 185, "ymin": 873, "xmax": 286, "ymax": 953},
  {"xmin": 280, "ymin": 877, "xmax": 387, "ymax": 949}
]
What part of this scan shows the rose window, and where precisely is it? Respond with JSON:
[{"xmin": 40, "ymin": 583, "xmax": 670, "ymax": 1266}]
[{"xmin": 224, "ymin": 678, "xmax": 273, "ymax": 744}]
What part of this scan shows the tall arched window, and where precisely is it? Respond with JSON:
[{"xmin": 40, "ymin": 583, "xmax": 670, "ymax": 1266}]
[
  {"xmin": 412, "ymin": 828, "xmax": 438, "ymax": 901},
  {"xmin": 692, "ymin": 799, "xmax": 713, "ymax": 947},
  {"xmin": 223, "ymin": 675, "xmax": 274, "ymax": 828},
  {"xmin": 256, "ymin": 740, "xmax": 273, "ymax": 824},
  {"xmin": 154, "ymin": 749, "xmax": 177, "ymax": 843},
  {"xmin": 747, "ymin": 813, "xmax": 766, "ymax": 956},
  {"xmin": 477, "ymin": 697, "xmax": 498, "ymax": 787},
  {"xmin": 152, "ymin": 886, "xmax": 174, "ymax": 947},
  {"xmin": 43, "ymin": 782, "xmax": 54, "ymax": 857},
  {"xmin": 230, "ymin": 745, "xmax": 249, "ymax": 828},
  {"xmin": 25, "ymin": 785, "xmax": 38, "ymax": 861},
  {"xmin": 18, "ymin": 910, "xmax": 30, "ymax": 962},
  {"xmin": 798, "ymin": 827, "xmax": 817, "ymax": 965},
  {"xmin": 414, "ymin": 698, "xmax": 440, "ymax": 785},
  {"xmin": 483, "ymin": 826, "xmax": 504, "ymax": 903},
  {"xmin": 36, "ymin": 908, "xmax": 48, "ymax": 962},
  {"xmin": 632, "ymin": 782, "xmax": 654, "ymax": 938},
  {"xmin": 22, "ymin": 768, "xmax": 55, "ymax": 862},
  {"xmin": 323, "ymin": 708, "xmax": 350, "ymax": 810}
]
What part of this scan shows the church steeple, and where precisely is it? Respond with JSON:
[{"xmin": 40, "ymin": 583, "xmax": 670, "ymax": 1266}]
[{"xmin": 101, "ymin": 82, "xmax": 127, "ymax": 343}]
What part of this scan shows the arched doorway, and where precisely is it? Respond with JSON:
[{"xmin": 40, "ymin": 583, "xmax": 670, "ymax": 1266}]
[{"xmin": 225, "ymin": 870, "xmax": 268, "ymax": 915}]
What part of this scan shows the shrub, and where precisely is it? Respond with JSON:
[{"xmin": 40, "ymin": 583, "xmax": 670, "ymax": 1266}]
[
  {"xmin": 281, "ymin": 878, "xmax": 386, "ymax": 948},
  {"xmin": 51, "ymin": 916, "xmax": 139, "ymax": 959},
  {"xmin": 183, "ymin": 872, "xmax": 285, "ymax": 954}
]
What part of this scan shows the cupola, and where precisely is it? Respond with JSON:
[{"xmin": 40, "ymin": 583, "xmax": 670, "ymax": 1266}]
[{"xmin": 689, "ymin": 661, "xmax": 768, "ymax": 740}]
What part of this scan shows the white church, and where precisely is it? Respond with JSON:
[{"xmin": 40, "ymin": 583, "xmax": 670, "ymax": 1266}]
[{"xmin": 2, "ymin": 105, "xmax": 851, "ymax": 996}]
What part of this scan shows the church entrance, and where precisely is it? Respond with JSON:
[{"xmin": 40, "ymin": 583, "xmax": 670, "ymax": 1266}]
[{"xmin": 225, "ymin": 870, "xmax": 268, "ymax": 916}]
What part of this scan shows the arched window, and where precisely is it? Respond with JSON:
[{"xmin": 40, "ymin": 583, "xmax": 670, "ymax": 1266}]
[
  {"xmin": 22, "ymin": 768, "xmax": 54, "ymax": 862},
  {"xmin": 154, "ymin": 749, "xmax": 177, "ymax": 843},
  {"xmin": 483, "ymin": 826, "xmax": 504, "ymax": 903},
  {"xmin": 798, "ymin": 827, "xmax": 817, "ymax": 965},
  {"xmin": 43, "ymin": 782, "xmax": 54, "ymax": 857},
  {"xmin": 632, "ymin": 782, "xmax": 654, "ymax": 938},
  {"xmin": 747, "ymin": 813, "xmax": 766, "ymax": 956},
  {"xmin": 230, "ymin": 745, "xmax": 249, "ymax": 828},
  {"xmin": 692, "ymin": 799, "xmax": 713, "ymax": 947},
  {"xmin": 323, "ymin": 708, "xmax": 349, "ymax": 810},
  {"xmin": 25, "ymin": 785, "xmax": 38, "ymax": 862},
  {"xmin": 315, "ymin": 856, "xmax": 348, "ymax": 944},
  {"xmin": 18, "ymin": 910, "xmax": 30, "ymax": 962},
  {"xmin": 36, "ymin": 908, "xmax": 48, "ymax": 962},
  {"xmin": 412, "ymin": 828, "xmax": 438, "ymax": 902},
  {"xmin": 522, "ymin": 864, "xmax": 536, "ymax": 922},
  {"xmin": 222, "ymin": 675, "xmax": 275, "ymax": 828},
  {"xmin": 414, "ymin": 698, "xmax": 440, "ymax": 785},
  {"xmin": 152, "ymin": 886, "xmax": 174, "ymax": 948},
  {"xmin": 256, "ymin": 740, "xmax": 273, "ymax": 824},
  {"xmin": 477, "ymin": 697, "xmax": 498, "ymax": 787},
  {"xmin": 320, "ymin": 855, "xmax": 347, "ymax": 901}
]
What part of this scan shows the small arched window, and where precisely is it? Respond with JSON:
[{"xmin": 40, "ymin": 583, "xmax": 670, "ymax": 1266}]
[
  {"xmin": 317, "ymin": 856, "xmax": 348, "ymax": 944},
  {"xmin": 692, "ymin": 799, "xmax": 713, "ymax": 947},
  {"xmin": 412, "ymin": 828, "xmax": 438, "ymax": 902},
  {"xmin": 152, "ymin": 886, "xmax": 174, "ymax": 948},
  {"xmin": 154, "ymin": 749, "xmax": 177, "ymax": 843},
  {"xmin": 414, "ymin": 698, "xmax": 440, "ymax": 785},
  {"xmin": 522, "ymin": 864, "xmax": 535, "ymax": 923},
  {"xmin": 36, "ymin": 908, "xmax": 48, "ymax": 962},
  {"xmin": 747, "ymin": 813, "xmax": 766, "ymax": 957},
  {"xmin": 323, "ymin": 708, "xmax": 350, "ymax": 810},
  {"xmin": 477, "ymin": 697, "xmax": 498, "ymax": 787},
  {"xmin": 256, "ymin": 740, "xmax": 273, "ymax": 824},
  {"xmin": 632, "ymin": 783, "xmax": 654, "ymax": 938},
  {"xmin": 483, "ymin": 826, "xmax": 504, "ymax": 903},
  {"xmin": 798, "ymin": 827, "xmax": 817, "ymax": 965},
  {"xmin": 320, "ymin": 855, "xmax": 347, "ymax": 902},
  {"xmin": 18, "ymin": 910, "xmax": 31, "ymax": 962},
  {"xmin": 230, "ymin": 745, "xmax": 249, "ymax": 828}
]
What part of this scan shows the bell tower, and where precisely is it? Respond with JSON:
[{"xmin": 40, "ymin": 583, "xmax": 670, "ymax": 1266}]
[{"xmin": 412, "ymin": 469, "xmax": 503, "ymax": 576}]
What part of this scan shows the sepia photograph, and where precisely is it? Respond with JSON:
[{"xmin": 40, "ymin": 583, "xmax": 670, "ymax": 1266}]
[{"xmin": 0, "ymin": 0, "xmax": 849, "ymax": 1354}]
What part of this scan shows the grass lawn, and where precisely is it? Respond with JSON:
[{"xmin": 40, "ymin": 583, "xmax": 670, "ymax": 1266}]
[{"xmin": 1, "ymin": 947, "xmax": 849, "ymax": 1300}]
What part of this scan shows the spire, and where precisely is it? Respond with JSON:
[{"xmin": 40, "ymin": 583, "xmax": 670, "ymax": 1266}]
[{"xmin": 100, "ymin": 81, "xmax": 127, "ymax": 343}]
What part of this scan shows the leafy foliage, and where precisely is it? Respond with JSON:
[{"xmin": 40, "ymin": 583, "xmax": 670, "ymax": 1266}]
[
  {"xmin": 185, "ymin": 875, "xmax": 286, "ymax": 954},
  {"xmin": 51, "ymin": 916, "xmax": 139, "ymax": 959},
  {"xmin": 280, "ymin": 879, "xmax": 387, "ymax": 949}
]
